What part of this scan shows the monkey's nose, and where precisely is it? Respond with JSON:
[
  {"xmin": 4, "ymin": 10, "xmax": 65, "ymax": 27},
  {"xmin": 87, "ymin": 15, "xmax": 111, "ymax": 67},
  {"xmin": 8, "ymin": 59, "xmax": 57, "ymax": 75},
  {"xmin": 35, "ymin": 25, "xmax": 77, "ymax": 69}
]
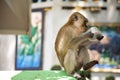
[{"xmin": 97, "ymin": 35, "xmax": 104, "ymax": 40}]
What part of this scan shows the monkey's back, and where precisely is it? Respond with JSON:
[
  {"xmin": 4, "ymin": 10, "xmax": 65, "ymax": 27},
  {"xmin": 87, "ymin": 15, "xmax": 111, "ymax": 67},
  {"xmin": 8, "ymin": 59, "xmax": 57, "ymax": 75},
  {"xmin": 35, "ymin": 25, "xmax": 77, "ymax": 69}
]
[{"xmin": 55, "ymin": 25, "xmax": 74, "ymax": 66}]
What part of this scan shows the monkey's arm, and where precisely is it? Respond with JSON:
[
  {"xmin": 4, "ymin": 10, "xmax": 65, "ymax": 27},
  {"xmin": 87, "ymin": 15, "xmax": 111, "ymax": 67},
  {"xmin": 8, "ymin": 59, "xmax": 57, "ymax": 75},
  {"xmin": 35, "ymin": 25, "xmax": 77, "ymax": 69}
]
[{"xmin": 68, "ymin": 32, "xmax": 94, "ymax": 48}]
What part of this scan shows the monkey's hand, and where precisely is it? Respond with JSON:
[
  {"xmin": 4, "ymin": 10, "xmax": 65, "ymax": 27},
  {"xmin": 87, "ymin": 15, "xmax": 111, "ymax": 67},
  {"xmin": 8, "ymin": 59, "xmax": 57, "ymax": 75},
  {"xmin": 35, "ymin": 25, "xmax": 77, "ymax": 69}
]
[
  {"xmin": 83, "ymin": 32, "xmax": 94, "ymax": 39},
  {"xmin": 87, "ymin": 32, "xmax": 94, "ymax": 38}
]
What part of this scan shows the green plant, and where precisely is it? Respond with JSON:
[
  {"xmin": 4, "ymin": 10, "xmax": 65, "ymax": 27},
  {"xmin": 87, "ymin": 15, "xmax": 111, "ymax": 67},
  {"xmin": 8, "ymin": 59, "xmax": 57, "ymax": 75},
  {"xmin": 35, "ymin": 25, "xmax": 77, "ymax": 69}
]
[
  {"xmin": 51, "ymin": 65, "xmax": 62, "ymax": 70},
  {"xmin": 105, "ymin": 75, "xmax": 115, "ymax": 80}
]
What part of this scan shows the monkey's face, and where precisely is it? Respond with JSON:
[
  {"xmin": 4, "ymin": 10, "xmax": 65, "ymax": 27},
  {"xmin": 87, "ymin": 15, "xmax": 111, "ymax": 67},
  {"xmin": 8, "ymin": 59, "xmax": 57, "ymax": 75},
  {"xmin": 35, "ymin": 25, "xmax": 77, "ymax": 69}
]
[{"xmin": 70, "ymin": 12, "xmax": 89, "ymax": 33}]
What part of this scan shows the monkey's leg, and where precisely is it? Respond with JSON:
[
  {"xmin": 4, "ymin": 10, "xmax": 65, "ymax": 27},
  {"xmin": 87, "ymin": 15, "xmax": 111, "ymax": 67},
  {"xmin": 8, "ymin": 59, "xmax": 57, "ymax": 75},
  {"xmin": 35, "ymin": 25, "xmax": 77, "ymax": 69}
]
[
  {"xmin": 83, "ymin": 60, "xmax": 98, "ymax": 70},
  {"xmin": 63, "ymin": 49, "xmax": 82, "ymax": 79}
]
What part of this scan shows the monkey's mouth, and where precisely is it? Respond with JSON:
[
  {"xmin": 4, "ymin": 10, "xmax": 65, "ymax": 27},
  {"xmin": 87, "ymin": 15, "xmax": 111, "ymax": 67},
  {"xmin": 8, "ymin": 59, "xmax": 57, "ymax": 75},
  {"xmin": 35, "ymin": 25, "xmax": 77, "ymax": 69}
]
[{"xmin": 84, "ymin": 24, "xmax": 89, "ymax": 32}]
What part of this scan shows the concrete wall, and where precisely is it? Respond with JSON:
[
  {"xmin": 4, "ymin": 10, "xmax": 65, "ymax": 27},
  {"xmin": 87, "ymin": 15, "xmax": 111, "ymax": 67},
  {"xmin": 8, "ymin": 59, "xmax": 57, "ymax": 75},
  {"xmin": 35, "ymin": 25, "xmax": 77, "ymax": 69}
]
[
  {"xmin": 0, "ymin": 35, "xmax": 16, "ymax": 70},
  {"xmin": 42, "ymin": 10, "xmax": 72, "ymax": 70}
]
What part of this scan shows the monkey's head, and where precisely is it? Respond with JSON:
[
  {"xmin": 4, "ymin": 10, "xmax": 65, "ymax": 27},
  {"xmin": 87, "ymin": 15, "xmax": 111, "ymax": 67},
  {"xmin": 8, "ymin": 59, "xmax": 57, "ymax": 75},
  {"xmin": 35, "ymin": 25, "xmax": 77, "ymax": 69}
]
[{"xmin": 68, "ymin": 12, "xmax": 89, "ymax": 32}]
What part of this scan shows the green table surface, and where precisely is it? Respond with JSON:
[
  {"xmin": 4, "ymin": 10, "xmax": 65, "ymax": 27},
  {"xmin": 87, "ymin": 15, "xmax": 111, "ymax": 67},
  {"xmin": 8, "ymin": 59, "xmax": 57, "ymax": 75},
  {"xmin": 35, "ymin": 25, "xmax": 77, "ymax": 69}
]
[{"xmin": 12, "ymin": 70, "xmax": 77, "ymax": 80}]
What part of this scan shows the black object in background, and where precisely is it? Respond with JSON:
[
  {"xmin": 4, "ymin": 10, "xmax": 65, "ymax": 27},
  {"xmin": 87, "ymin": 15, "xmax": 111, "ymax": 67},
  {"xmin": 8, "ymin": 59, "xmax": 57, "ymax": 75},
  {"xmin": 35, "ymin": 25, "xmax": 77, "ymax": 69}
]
[
  {"xmin": 32, "ymin": 0, "xmax": 38, "ymax": 3},
  {"xmin": 103, "ymin": 0, "xmax": 107, "ymax": 2},
  {"xmin": 41, "ymin": 0, "xmax": 47, "ymax": 2},
  {"xmin": 32, "ymin": 0, "xmax": 47, "ymax": 2}
]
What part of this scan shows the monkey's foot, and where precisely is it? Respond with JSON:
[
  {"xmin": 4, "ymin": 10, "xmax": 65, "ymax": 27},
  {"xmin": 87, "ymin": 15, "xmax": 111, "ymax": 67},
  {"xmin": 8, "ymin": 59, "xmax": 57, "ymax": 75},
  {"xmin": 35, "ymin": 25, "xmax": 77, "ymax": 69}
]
[
  {"xmin": 72, "ymin": 72, "xmax": 82, "ymax": 80},
  {"xmin": 83, "ymin": 60, "xmax": 98, "ymax": 70}
]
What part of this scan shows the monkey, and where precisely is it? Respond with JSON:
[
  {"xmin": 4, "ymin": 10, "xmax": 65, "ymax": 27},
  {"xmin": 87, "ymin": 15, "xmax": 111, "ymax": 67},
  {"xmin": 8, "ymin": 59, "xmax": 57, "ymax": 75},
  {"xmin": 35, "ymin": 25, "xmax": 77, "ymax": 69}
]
[{"xmin": 55, "ymin": 12, "xmax": 103, "ymax": 80}]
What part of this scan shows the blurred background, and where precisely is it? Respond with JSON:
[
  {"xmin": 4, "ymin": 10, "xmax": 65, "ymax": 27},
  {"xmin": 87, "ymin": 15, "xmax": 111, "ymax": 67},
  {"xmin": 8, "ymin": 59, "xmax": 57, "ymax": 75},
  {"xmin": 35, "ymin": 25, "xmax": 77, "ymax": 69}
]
[{"xmin": 0, "ymin": 0, "xmax": 120, "ymax": 80}]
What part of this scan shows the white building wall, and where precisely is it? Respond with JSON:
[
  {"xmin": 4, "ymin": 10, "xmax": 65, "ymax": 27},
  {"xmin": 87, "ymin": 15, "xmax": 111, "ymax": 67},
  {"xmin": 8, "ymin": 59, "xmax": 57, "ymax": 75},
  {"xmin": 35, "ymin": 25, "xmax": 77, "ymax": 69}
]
[{"xmin": 0, "ymin": 35, "xmax": 16, "ymax": 70}]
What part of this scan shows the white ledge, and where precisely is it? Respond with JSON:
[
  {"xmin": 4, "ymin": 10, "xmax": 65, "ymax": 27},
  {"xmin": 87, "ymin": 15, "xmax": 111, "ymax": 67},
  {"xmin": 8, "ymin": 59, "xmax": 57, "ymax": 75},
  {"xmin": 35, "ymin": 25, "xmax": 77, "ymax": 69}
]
[
  {"xmin": 31, "ymin": 1, "xmax": 120, "ymax": 9},
  {"xmin": 32, "ymin": 2, "xmax": 53, "ymax": 9}
]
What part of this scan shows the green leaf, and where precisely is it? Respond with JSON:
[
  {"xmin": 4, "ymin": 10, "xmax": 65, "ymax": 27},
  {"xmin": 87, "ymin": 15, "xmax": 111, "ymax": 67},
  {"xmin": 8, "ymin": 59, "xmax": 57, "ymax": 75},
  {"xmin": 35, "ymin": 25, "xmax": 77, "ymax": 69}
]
[
  {"xmin": 30, "ymin": 26, "xmax": 38, "ymax": 38},
  {"xmin": 20, "ymin": 35, "xmax": 30, "ymax": 44}
]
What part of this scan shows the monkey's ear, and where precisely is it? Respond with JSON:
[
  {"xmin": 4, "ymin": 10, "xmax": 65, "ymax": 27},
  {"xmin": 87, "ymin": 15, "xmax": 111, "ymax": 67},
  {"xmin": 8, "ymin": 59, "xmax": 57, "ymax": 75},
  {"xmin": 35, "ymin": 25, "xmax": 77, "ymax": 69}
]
[{"xmin": 72, "ymin": 15, "xmax": 78, "ymax": 21}]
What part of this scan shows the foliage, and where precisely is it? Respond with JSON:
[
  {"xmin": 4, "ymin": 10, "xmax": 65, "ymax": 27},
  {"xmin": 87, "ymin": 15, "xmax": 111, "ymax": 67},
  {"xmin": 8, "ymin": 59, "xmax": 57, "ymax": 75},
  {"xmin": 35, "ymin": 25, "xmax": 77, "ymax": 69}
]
[
  {"xmin": 51, "ymin": 65, "xmax": 62, "ymax": 70},
  {"xmin": 105, "ymin": 75, "xmax": 115, "ymax": 80},
  {"xmin": 78, "ymin": 70, "xmax": 91, "ymax": 80}
]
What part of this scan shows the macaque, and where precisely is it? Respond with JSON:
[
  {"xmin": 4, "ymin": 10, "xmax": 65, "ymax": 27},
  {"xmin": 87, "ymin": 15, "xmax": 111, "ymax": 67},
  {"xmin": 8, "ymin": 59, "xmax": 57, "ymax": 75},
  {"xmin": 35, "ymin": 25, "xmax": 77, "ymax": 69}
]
[{"xmin": 55, "ymin": 12, "xmax": 103, "ymax": 80}]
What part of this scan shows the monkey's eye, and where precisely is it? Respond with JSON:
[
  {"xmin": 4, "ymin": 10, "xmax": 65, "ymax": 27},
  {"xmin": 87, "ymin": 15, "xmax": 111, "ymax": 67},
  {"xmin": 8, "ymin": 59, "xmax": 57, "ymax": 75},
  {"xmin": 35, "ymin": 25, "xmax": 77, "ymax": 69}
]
[
  {"xmin": 84, "ymin": 19, "xmax": 88, "ymax": 23},
  {"xmin": 87, "ymin": 26, "xmax": 91, "ymax": 29},
  {"xmin": 73, "ymin": 15, "xmax": 78, "ymax": 21},
  {"xmin": 85, "ymin": 24, "xmax": 90, "ymax": 30}
]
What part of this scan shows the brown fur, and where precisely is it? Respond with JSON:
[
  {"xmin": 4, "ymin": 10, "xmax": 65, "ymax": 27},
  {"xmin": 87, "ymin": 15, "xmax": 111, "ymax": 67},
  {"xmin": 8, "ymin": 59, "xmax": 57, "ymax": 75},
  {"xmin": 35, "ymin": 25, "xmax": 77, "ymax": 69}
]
[{"xmin": 55, "ymin": 12, "xmax": 99, "ymax": 79}]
